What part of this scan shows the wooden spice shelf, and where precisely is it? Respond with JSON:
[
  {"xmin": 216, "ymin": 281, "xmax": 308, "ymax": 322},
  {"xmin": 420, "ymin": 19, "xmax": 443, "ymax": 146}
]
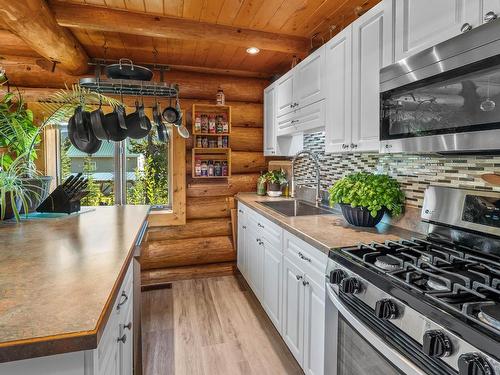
[{"xmin": 191, "ymin": 103, "xmax": 232, "ymax": 179}]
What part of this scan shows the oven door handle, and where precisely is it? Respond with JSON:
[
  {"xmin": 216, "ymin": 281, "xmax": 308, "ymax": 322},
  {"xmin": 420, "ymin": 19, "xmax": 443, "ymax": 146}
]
[{"xmin": 326, "ymin": 285, "xmax": 427, "ymax": 375}]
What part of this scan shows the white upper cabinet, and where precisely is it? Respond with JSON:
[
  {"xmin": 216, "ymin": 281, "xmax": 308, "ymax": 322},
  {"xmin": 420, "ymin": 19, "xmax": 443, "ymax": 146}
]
[
  {"xmin": 263, "ymin": 84, "xmax": 277, "ymax": 156},
  {"xmin": 394, "ymin": 0, "xmax": 475, "ymax": 61},
  {"xmin": 294, "ymin": 45, "xmax": 326, "ymax": 109},
  {"xmin": 276, "ymin": 71, "xmax": 295, "ymax": 118},
  {"xmin": 324, "ymin": 25, "xmax": 353, "ymax": 154},
  {"xmin": 351, "ymin": 2, "xmax": 393, "ymax": 152}
]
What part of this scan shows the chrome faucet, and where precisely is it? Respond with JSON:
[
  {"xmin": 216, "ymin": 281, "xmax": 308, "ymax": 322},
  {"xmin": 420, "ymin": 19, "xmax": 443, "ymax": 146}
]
[{"xmin": 291, "ymin": 150, "xmax": 322, "ymax": 207}]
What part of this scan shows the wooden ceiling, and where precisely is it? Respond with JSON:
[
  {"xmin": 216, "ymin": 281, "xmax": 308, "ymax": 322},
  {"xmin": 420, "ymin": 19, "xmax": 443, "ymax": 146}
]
[{"xmin": 0, "ymin": 0, "xmax": 380, "ymax": 79}]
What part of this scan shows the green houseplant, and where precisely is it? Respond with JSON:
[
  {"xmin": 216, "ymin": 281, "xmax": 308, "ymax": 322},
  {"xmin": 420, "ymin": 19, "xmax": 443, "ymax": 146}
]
[
  {"xmin": 328, "ymin": 172, "xmax": 405, "ymax": 227},
  {"xmin": 264, "ymin": 169, "xmax": 287, "ymax": 196}
]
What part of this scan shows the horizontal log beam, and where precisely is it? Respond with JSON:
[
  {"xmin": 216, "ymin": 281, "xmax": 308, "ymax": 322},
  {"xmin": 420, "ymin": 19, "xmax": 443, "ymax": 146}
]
[
  {"xmin": 51, "ymin": 2, "xmax": 308, "ymax": 55},
  {"xmin": 141, "ymin": 262, "xmax": 236, "ymax": 285},
  {"xmin": 0, "ymin": 0, "xmax": 88, "ymax": 74},
  {"xmin": 0, "ymin": 56, "xmax": 266, "ymax": 103},
  {"xmin": 187, "ymin": 174, "xmax": 259, "ymax": 197},
  {"xmin": 146, "ymin": 218, "xmax": 231, "ymax": 241},
  {"xmin": 141, "ymin": 236, "xmax": 235, "ymax": 270},
  {"xmin": 186, "ymin": 196, "xmax": 232, "ymax": 220},
  {"xmin": 232, "ymin": 127, "xmax": 263, "ymax": 152}
]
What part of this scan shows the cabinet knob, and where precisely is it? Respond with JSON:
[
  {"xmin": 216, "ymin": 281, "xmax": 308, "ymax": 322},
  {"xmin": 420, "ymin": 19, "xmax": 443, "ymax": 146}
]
[
  {"xmin": 117, "ymin": 291, "xmax": 128, "ymax": 310},
  {"xmin": 296, "ymin": 274, "xmax": 303, "ymax": 280},
  {"xmin": 484, "ymin": 11, "xmax": 497, "ymax": 23},
  {"xmin": 257, "ymin": 223, "xmax": 264, "ymax": 228},
  {"xmin": 238, "ymin": 209, "xmax": 243, "ymax": 213},
  {"xmin": 124, "ymin": 322, "xmax": 132, "ymax": 330},
  {"xmin": 302, "ymin": 280, "xmax": 310, "ymax": 286},
  {"xmin": 117, "ymin": 334, "xmax": 127, "ymax": 344},
  {"xmin": 460, "ymin": 22, "xmax": 472, "ymax": 33},
  {"xmin": 242, "ymin": 225, "xmax": 247, "ymax": 229},
  {"xmin": 385, "ymin": 144, "xmax": 393, "ymax": 149}
]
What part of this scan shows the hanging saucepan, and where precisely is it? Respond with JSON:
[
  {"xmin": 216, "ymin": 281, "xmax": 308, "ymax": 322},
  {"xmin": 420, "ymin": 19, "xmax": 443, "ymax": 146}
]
[
  {"xmin": 125, "ymin": 100, "xmax": 152, "ymax": 139},
  {"xmin": 162, "ymin": 96, "xmax": 180, "ymax": 124},
  {"xmin": 90, "ymin": 95, "xmax": 109, "ymax": 141},
  {"xmin": 104, "ymin": 88, "xmax": 128, "ymax": 142},
  {"xmin": 173, "ymin": 96, "xmax": 190, "ymax": 139},
  {"xmin": 105, "ymin": 58, "xmax": 153, "ymax": 81},
  {"xmin": 68, "ymin": 106, "xmax": 102, "ymax": 154},
  {"xmin": 153, "ymin": 102, "xmax": 167, "ymax": 143}
]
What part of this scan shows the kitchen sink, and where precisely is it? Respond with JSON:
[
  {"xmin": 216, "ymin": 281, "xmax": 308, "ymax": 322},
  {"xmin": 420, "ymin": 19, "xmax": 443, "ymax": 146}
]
[{"xmin": 257, "ymin": 200, "xmax": 335, "ymax": 217}]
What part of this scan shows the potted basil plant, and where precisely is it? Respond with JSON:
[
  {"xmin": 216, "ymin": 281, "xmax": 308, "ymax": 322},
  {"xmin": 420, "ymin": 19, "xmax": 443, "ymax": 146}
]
[
  {"xmin": 264, "ymin": 169, "xmax": 287, "ymax": 197},
  {"xmin": 328, "ymin": 172, "xmax": 405, "ymax": 227}
]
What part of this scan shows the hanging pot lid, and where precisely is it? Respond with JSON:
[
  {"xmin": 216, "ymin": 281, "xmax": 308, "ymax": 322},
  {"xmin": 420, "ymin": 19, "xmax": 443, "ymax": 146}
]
[{"xmin": 105, "ymin": 58, "xmax": 153, "ymax": 81}]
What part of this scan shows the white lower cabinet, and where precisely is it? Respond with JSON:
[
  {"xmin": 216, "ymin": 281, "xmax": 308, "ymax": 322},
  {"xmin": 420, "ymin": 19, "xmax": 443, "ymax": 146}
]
[{"xmin": 237, "ymin": 204, "xmax": 327, "ymax": 375}]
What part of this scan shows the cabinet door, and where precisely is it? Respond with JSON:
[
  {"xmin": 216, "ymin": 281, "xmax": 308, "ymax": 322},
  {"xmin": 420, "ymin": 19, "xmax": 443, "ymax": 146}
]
[
  {"xmin": 325, "ymin": 26, "xmax": 352, "ymax": 154},
  {"xmin": 302, "ymin": 275, "xmax": 325, "ymax": 375},
  {"xmin": 262, "ymin": 239, "xmax": 283, "ymax": 333},
  {"xmin": 394, "ymin": 0, "xmax": 471, "ymax": 61},
  {"xmin": 246, "ymin": 226, "xmax": 264, "ymax": 301},
  {"xmin": 276, "ymin": 71, "xmax": 295, "ymax": 118},
  {"xmin": 264, "ymin": 84, "xmax": 277, "ymax": 156},
  {"xmin": 237, "ymin": 208, "xmax": 247, "ymax": 277},
  {"xmin": 294, "ymin": 46, "xmax": 325, "ymax": 109},
  {"xmin": 282, "ymin": 256, "xmax": 305, "ymax": 365},
  {"xmin": 293, "ymin": 100, "xmax": 326, "ymax": 135},
  {"xmin": 351, "ymin": 3, "xmax": 389, "ymax": 153},
  {"xmin": 119, "ymin": 306, "xmax": 134, "ymax": 375}
]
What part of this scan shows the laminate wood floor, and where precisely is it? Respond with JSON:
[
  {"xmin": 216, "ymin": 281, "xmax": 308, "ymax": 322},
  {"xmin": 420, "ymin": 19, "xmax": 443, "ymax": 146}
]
[{"xmin": 142, "ymin": 275, "xmax": 304, "ymax": 375}]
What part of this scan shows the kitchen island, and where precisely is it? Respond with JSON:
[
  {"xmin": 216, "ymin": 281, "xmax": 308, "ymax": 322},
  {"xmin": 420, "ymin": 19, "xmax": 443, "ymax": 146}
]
[{"xmin": 0, "ymin": 205, "xmax": 149, "ymax": 373}]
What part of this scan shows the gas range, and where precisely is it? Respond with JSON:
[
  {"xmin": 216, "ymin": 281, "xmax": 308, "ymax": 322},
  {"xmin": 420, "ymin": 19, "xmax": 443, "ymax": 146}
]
[{"xmin": 325, "ymin": 186, "xmax": 500, "ymax": 375}]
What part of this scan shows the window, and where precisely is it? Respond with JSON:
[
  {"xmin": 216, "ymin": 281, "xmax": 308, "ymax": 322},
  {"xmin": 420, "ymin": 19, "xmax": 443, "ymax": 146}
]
[{"xmin": 57, "ymin": 123, "xmax": 172, "ymax": 208}]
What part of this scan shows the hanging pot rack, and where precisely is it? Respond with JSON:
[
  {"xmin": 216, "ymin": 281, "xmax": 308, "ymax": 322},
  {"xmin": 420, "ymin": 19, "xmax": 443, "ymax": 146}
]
[{"xmin": 79, "ymin": 58, "xmax": 178, "ymax": 97}]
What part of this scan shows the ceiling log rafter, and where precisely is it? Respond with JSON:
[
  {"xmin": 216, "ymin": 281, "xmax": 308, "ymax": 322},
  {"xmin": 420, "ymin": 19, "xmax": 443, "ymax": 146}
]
[
  {"xmin": 0, "ymin": 0, "xmax": 89, "ymax": 75},
  {"xmin": 50, "ymin": 2, "xmax": 309, "ymax": 56}
]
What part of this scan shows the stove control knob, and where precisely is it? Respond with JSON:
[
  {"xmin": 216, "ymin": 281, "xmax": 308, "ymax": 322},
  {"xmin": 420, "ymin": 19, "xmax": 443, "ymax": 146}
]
[
  {"xmin": 340, "ymin": 277, "xmax": 361, "ymax": 294},
  {"xmin": 374, "ymin": 299, "xmax": 398, "ymax": 320},
  {"xmin": 458, "ymin": 353, "xmax": 494, "ymax": 375},
  {"xmin": 423, "ymin": 330, "xmax": 452, "ymax": 358},
  {"xmin": 329, "ymin": 269, "xmax": 347, "ymax": 285}
]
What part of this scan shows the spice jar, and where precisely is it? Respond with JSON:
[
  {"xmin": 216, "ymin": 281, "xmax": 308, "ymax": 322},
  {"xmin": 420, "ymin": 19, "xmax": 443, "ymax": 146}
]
[
  {"xmin": 194, "ymin": 113, "xmax": 201, "ymax": 133},
  {"xmin": 201, "ymin": 114, "xmax": 209, "ymax": 133},
  {"xmin": 209, "ymin": 139, "xmax": 217, "ymax": 148},
  {"xmin": 222, "ymin": 136, "xmax": 228, "ymax": 148},
  {"xmin": 201, "ymin": 160, "xmax": 208, "ymax": 176},
  {"xmin": 201, "ymin": 136, "xmax": 209, "ymax": 148},
  {"xmin": 217, "ymin": 136, "xmax": 223, "ymax": 148},
  {"xmin": 194, "ymin": 157, "xmax": 202, "ymax": 177},
  {"xmin": 222, "ymin": 161, "xmax": 228, "ymax": 176},
  {"xmin": 222, "ymin": 114, "xmax": 229, "ymax": 133},
  {"xmin": 216, "ymin": 115, "xmax": 223, "ymax": 134},
  {"xmin": 214, "ymin": 161, "xmax": 222, "ymax": 176},
  {"xmin": 196, "ymin": 137, "xmax": 202, "ymax": 148},
  {"xmin": 208, "ymin": 160, "xmax": 214, "ymax": 176},
  {"xmin": 208, "ymin": 115, "xmax": 216, "ymax": 134}
]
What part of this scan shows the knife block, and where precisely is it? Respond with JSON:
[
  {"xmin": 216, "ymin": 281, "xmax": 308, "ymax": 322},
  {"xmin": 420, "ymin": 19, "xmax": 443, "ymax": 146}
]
[{"xmin": 36, "ymin": 186, "xmax": 82, "ymax": 214}]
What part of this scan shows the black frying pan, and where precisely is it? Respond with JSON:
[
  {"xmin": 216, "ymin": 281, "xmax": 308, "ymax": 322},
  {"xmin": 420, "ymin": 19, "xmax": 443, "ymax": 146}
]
[
  {"xmin": 105, "ymin": 58, "xmax": 153, "ymax": 81},
  {"xmin": 104, "ymin": 105, "xmax": 128, "ymax": 142},
  {"xmin": 68, "ymin": 109, "xmax": 102, "ymax": 154},
  {"xmin": 162, "ymin": 96, "xmax": 180, "ymax": 124},
  {"xmin": 125, "ymin": 101, "xmax": 152, "ymax": 139},
  {"xmin": 90, "ymin": 101, "xmax": 109, "ymax": 141}
]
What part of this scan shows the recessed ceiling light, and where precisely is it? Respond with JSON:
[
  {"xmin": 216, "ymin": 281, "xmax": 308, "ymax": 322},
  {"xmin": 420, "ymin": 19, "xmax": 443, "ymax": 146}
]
[{"xmin": 246, "ymin": 47, "xmax": 260, "ymax": 55}]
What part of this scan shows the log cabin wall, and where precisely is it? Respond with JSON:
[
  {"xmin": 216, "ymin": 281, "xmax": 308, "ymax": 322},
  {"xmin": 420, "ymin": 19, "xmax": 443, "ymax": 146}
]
[{"xmin": 141, "ymin": 74, "xmax": 269, "ymax": 286}]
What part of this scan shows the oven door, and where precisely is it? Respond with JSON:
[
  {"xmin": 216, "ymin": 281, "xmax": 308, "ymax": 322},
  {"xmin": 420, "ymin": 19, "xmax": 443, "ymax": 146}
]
[
  {"xmin": 325, "ymin": 285, "xmax": 426, "ymax": 375},
  {"xmin": 380, "ymin": 57, "xmax": 500, "ymax": 153}
]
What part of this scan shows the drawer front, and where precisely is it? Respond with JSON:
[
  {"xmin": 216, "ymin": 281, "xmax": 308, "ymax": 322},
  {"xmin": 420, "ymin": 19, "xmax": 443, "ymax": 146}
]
[
  {"xmin": 258, "ymin": 215, "xmax": 282, "ymax": 250},
  {"xmin": 283, "ymin": 231, "xmax": 327, "ymax": 288},
  {"xmin": 116, "ymin": 263, "xmax": 133, "ymax": 318},
  {"xmin": 293, "ymin": 99, "xmax": 325, "ymax": 133}
]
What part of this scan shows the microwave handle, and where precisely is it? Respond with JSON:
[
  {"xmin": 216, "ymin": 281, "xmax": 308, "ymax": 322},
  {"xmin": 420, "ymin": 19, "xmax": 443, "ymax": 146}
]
[{"xmin": 326, "ymin": 285, "xmax": 426, "ymax": 375}]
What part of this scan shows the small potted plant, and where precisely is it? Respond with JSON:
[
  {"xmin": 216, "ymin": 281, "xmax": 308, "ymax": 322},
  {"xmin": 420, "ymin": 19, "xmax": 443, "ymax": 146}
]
[
  {"xmin": 264, "ymin": 169, "xmax": 287, "ymax": 197},
  {"xmin": 328, "ymin": 172, "xmax": 405, "ymax": 227}
]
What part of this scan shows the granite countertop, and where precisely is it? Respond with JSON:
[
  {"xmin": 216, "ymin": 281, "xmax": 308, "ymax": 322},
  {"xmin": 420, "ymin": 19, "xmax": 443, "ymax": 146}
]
[
  {"xmin": 0, "ymin": 205, "xmax": 150, "ymax": 362},
  {"xmin": 235, "ymin": 193, "xmax": 421, "ymax": 254}
]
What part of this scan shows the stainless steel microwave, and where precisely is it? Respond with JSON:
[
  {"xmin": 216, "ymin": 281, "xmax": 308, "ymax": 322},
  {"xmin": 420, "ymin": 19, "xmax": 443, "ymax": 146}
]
[{"xmin": 380, "ymin": 19, "xmax": 500, "ymax": 153}]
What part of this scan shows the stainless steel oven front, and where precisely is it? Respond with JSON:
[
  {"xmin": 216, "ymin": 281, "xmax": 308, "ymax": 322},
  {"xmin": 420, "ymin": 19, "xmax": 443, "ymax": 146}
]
[
  {"xmin": 325, "ymin": 284, "xmax": 426, "ymax": 375},
  {"xmin": 379, "ymin": 17, "xmax": 500, "ymax": 154}
]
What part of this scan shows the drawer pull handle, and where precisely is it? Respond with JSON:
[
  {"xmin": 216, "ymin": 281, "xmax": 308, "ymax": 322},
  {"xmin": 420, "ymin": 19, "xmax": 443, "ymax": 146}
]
[
  {"xmin": 117, "ymin": 334, "xmax": 127, "ymax": 343},
  {"xmin": 298, "ymin": 252, "xmax": 312, "ymax": 262},
  {"xmin": 117, "ymin": 291, "xmax": 128, "ymax": 310},
  {"xmin": 258, "ymin": 223, "xmax": 264, "ymax": 228},
  {"xmin": 302, "ymin": 280, "xmax": 310, "ymax": 286},
  {"xmin": 124, "ymin": 322, "xmax": 132, "ymax": 330},
  {"xmin": 296, "ymin": 275, "xmax": 303, "ymax": 281}
]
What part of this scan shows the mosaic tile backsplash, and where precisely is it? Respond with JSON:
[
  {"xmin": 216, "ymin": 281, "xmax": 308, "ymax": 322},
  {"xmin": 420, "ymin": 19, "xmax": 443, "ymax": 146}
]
[{"xmin": 293, "ymin": 132, "xmax": 500, "ymax": 208}]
